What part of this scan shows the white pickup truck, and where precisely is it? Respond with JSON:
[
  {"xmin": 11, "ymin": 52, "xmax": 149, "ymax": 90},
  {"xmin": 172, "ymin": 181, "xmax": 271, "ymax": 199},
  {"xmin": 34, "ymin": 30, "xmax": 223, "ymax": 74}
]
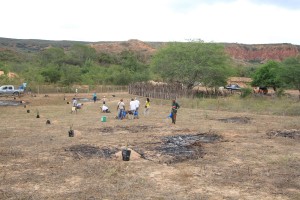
[{"xmin": 0, "ymin": 85, "xmax": 25, "ymax": 96}]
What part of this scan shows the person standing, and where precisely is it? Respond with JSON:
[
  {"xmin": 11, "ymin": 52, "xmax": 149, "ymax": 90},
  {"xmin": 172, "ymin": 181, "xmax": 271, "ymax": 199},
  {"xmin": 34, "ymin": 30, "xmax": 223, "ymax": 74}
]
[
  {"xmin": 171, "ymin": 99, "xmax": 180, "ymax": 124},
  {"xmin": 71, "ymin": 98, "xmax": 78, "ymax": 114},
  {"xmin": 72, "ymin": 98, "xmax": 78, "ymax": 107},
  {"xmin": 93, "ymin": 92, "xmax": 97, "ymax": 103},
  {"xmin": 134, "ymin": 97, "xmax": 140, "ymax": 119},
  {"xmin": 144, "ymin": 98, "xmax": 150, "ymax": 116},
  {"xmin": 101, "ymin": 96, "xmax": 107, "ymax": 104},
  {"xmin": 129, "ymin": 98, "xmax": 136, "ymax": 120},
  {"xmin": 117, "ymin": 99, "xmax": 125, "ymax": 120}
]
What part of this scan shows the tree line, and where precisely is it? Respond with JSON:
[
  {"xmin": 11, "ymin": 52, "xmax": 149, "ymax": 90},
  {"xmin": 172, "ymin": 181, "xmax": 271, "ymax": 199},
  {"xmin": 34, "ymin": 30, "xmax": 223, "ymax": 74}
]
[{"xmin": 0, "ymin": 41, "xmax": 299, "ymax": 96}]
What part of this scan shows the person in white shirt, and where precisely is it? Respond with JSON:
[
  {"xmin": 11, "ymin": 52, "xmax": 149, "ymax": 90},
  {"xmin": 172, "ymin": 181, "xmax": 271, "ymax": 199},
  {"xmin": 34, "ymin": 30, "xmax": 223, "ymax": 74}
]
[
  {"xmin": 71, "ymin": 98, "xmax": 78, "ymax": 114},
  {"xmin": 129, "ymin": 98, "xmax": 136, "ymax": 119},
  {"xmin": 102, "ymin": 103, "xmax": 109, "ymax": 113},
  {"xmin": 134, "ymin": 97, "xmax": 140, "ymax": 119},
  {"xmin": 72, "ymin": 98, "xmax": 77, "ymax": 107}
]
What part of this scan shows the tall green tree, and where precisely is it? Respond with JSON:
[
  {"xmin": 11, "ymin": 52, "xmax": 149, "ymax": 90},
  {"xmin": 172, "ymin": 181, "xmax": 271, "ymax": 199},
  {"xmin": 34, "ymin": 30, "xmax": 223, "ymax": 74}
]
[
  {"xmin": 281, "ymin": 57, "xmax": 300, "ymax": 98},
  {"xmin": 151, "ymin": 41, "xmax": 231, "ymax": 89},
  {"xmin": 251, "ymin": 60, "xmax": 282, "ymax": 91}
]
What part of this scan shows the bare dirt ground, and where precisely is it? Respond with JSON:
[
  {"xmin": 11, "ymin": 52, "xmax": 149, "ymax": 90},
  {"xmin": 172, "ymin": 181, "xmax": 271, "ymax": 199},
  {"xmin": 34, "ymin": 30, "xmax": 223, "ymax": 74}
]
[{"xmin": 0, "ymin": 93, "xmax": 299, "ymax": 200}]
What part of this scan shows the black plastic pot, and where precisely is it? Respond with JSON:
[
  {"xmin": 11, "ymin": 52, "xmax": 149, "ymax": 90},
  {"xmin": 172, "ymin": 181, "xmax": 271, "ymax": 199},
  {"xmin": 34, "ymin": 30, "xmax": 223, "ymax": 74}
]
[
  {"xmin": 122, "ymin": 149, "xmax": 131, "ymax": 161},
  {"xmin": 36, "ymin": 114, "xmax": 40, "ymax": 118},
  {"xmin": 27, "ymin": 110, "xmax": 30, "ymax": 113},
  {"xmin": 69, "ymin": 130, "xmax": 74, "ymax": 137}
]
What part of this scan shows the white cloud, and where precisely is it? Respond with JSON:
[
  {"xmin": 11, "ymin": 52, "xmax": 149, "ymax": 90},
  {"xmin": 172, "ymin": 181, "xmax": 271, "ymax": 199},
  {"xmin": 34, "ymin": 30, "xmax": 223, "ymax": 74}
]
[{"xmin": 0, "ymin": 0, "xmax": 299, "ymax": 44}]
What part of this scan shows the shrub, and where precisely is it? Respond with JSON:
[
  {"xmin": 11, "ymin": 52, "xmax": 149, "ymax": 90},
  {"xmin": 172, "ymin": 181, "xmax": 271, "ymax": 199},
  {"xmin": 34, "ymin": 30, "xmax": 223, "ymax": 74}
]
[
  {"xmin": 240, "ymin": 88, "xmax": 252, "ymax": 98},
  {"xmin": 275, "ymin": 88, "xmax": 285, "ymax": 98}
]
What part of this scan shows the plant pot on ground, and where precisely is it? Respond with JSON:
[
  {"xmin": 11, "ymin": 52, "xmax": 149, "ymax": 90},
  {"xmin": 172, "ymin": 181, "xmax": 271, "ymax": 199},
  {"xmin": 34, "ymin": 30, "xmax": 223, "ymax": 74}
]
[{"xmin": 69, "ymin": 124, "xmax": 74, "ymax": 137}]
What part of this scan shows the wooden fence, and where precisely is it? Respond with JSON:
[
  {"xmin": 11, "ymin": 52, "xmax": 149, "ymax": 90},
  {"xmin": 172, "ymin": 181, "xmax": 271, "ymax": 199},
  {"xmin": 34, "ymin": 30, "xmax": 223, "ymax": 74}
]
[{"xmin": 128, "ymin": 82, "xmax": 234, "ymax": 99}]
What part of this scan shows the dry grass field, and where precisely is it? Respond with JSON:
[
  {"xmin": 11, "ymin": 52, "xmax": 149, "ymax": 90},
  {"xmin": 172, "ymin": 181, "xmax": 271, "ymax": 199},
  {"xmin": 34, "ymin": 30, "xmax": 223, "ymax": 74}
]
[{"xmin": 0, "ymin": 92, "xmax": 299, "ymax": 200}]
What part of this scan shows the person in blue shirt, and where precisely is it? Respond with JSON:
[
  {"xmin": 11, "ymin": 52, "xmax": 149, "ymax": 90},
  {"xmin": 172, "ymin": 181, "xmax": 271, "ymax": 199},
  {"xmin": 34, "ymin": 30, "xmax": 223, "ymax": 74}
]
[{"xmin": 93, "ymin": 92, "xmax": 97, "ymax": 103}]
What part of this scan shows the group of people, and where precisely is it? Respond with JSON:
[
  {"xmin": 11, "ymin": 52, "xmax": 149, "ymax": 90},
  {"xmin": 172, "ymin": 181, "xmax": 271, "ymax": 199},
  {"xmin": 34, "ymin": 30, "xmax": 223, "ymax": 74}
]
[
  {"xmin": 113, "ymin": 97, "xmax": 180, "ymax": 124},
  {"xmin": 71, "ymin": 92, "xmax": 180, "ymax": 124},
  {"xmin": 71, "ymin": 98, "xmax": 83, "ymax": 114},
  {"xmin": 117, "ymin": 97, "xmax": 140, "ymax": 120},
  {"xmin": 91, "ymin": 92, "xmax": 110, "ymax": 113},
  {"xmin": 116, "ymin": 97, "xmax": 152, "ymax": 120}
]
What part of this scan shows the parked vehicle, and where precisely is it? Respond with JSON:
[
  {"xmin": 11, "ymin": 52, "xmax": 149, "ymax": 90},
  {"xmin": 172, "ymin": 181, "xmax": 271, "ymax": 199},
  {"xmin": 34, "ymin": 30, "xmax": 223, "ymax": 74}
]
[
  {"xmin": 0, "ymin": 85, "xmax": 25, "ymax": 96},
  {"xmin": 225, "ymin": 84, "xmax": 241, "ymax": 90}
]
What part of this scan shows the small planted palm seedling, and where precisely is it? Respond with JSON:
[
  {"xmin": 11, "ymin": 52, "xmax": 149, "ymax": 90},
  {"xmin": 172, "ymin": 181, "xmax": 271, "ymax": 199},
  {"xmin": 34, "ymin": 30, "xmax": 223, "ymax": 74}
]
[
  {"xmin": 36, "ymin": 109, "xmax": 40, "ymax": 118},
  {"xmin": 122, "ymin": 142, "xmax": 131, "ymax": 161},
  {"xmin": 69, "ymin": 124, "xmax": 74, "ymax": 137}
]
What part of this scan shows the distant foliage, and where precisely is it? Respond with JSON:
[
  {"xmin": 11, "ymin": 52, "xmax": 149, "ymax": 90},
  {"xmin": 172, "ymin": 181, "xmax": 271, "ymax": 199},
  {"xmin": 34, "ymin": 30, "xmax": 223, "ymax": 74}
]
[
  {"xmin": 1, "ymin": 40, "xmax": 300, "ymax": 93},
  {"xmin": 281, "ymin": 57, "xmax": 300, "ymax": 92},
  {"xmin": 251, "ymin": 60, "xmax": 282, "ymax": 91},
  {"xmin": 151, "ymin": 41, "xmax": 232, "ymax": 89}
]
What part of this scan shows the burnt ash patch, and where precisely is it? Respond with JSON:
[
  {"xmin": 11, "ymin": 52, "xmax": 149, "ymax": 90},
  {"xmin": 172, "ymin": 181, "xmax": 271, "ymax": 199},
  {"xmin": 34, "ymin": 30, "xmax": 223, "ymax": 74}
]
[
  {"xmin": 218, "ymin": 117, "xmax": 251, "ymax": 124},
  {"xmin": 143, "ymin": 133, "xmax": 222, "ymax": 164},
  {"xmin": 64, "ymin": 132, "xmax": 222, "ymax": 163},
  {"xmin": 65, "ymin": 144, "xmax": 118, "ymax": 159},
  {"xmin": 267, "ymin": 129, "xmax": 300, "ymax": 140}
]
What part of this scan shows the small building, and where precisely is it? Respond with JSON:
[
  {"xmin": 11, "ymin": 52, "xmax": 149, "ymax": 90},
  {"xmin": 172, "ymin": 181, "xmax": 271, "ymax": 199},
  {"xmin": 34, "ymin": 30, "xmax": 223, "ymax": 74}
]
[{"xmin": 227, "ymin": 77, "xmax": 252, "ymax": 88}]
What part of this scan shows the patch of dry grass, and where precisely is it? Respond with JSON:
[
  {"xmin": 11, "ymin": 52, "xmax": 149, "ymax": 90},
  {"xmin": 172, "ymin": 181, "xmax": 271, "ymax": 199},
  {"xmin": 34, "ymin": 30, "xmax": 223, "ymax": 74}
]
[{"xmin": 0, "ymin": 93, "xmax": 299, "ymax": 199}]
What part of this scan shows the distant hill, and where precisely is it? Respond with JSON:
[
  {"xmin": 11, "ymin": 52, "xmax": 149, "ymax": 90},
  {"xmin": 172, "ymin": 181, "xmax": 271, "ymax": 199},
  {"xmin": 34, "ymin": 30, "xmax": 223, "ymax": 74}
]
[
  {"xmin": 1, "ymin": 37, "xmax": 299, "ymax": 64},
  {"xmin": 0, "ymin": 37, "xmax": 89, "ymax": 52},
  {"xmin": 224, "ymin": 43, "xmax": 300, "ymax": 63}
]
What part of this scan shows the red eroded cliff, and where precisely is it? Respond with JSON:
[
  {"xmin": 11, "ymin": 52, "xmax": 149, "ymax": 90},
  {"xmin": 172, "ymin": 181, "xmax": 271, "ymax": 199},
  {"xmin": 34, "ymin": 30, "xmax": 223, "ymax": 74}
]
[
  {"xmin": 225, "ymin": 43, "xmax": 300, "ymax": 62},
  {"xmin": 91, "ymin": 41, "xmax": 300, "ymax": 63}
]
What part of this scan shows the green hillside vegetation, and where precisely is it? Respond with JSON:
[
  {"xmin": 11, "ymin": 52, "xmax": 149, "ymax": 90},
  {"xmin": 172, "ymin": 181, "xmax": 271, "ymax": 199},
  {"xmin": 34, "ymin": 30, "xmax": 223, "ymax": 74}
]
[
  {"xmin": 0, "ymin": 38, "xmax": 299, "ymax": 96},
  {"xmin": 0, "ymin": 43, "xmax": 151, "ymax": 86}
]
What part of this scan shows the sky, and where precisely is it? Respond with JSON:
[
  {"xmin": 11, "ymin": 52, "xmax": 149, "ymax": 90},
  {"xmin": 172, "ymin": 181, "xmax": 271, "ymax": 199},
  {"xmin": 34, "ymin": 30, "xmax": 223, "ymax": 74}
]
[{"xmin": 1, "ymin": 0, "xmax": 300, "ymax": 44}]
